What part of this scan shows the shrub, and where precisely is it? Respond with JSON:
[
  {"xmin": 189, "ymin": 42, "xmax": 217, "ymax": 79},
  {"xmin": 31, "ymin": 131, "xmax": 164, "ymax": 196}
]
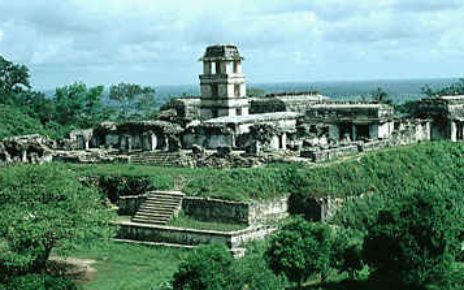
[
  {"xmin": 363, "ymin": 186, "xmax": 464, "ymax": 287},
  {"xmin": 231, "ymin": 241, "xmax": 287, "ymax": 290},
  {"xmin": 2, "ymin": 274, "xmax": 77, "ymax": 290},
  {"xmin": 330, "ymin": 227, "xmax": 364, "ymax": 279},
  {"xmin": 97, "ymin": 175, "xmax": 173, "ymax": 203},
  {"xmin": 0, "ymin": 164, "xmax": 114, "ymax": 277},
  {"xmin": 266, "ymin": 217, "xmax": 332, "ymax": 287},
  {"xmin": 172, "ymin": 244, "xmax": 234, "ymax": 290}
]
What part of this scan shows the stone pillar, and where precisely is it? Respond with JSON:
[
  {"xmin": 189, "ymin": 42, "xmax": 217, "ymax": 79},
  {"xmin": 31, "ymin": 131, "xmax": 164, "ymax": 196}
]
[
  {"xmin": 352, "ymin": 124, "xmax": 357, "ymax": 141},
  {"xmin": 21, "ymin": 149, "xmax": 27, "ymax": 163},
  {"xmin": 120, "ymin": 136, "xmax": 126, "ymax": 150},
  {"xmin": 142, "ymin": 134, "xmax": 149, "ymax": 151},
  {"xmin": 85, "ymin": 139, "xmax": 90, "ymax": 150},
  {"xmin": 329, "ymin": 125, "xmax": 340, "ymax": 140},
  {"xmin": 451, "ymin": 121, "xmax": 457, "ymax": 142},
  {"xmin": 164, "ymin": 136, "xmax": 169, "ymax": 151},
  {"xmin": 127, "ymin": 136, "xmax": 133, "ymax": 152},
  {"xmin": 151, "ymin": 134, "xmax": 158, "ymax": 151},
  {"xmin": 281, "ymin": 133, "xmax": 287, "ymax": 149}
]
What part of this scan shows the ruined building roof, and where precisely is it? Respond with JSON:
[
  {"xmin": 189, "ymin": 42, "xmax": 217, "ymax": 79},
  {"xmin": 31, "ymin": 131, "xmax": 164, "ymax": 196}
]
[
  {"xmin": 205, "ymin": 112, "xmax": 300, "ymax": 125},
  {"xmin": 199, "ymin": 45, "xmax": 244, "ymax": 61}
]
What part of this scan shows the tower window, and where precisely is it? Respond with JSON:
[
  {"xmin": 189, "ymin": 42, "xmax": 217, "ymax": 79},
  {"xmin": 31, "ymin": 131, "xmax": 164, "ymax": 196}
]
[
  {"xmin": 236, "ymin": 108, "xmax": 242, "ymax": 116},
  {"xmin": 216, "ymin": 62, "xmax": 221, "ymax": 74},
  {"xmin": 211, "ymin": 62, "xmax": 216, "ymax": 74}
]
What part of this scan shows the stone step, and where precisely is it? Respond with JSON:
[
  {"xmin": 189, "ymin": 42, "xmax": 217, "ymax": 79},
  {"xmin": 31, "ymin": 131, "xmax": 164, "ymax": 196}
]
[
  {"xmin": 134, "ymin": 212, "xmax": 172, "ymax": 219},
  {"xmin": 113, "ymin": 238, "xmax": 195, "ymax": 249},
  {"xmin": 131, "ymin": 218, "xmax": 168, "ymax": 225},
  {"xmin": 142, "ymin": 201, "xmax": 180, "ymax": 207},
  {"xmin": 132, "ymin": 191, "xmax": 184, "ymax": 225},
  {"xmin": 139, "ymin": 205, "xmax": 177, "ymax": 212},
  {"xmin": 146, "ymin": 198, "xmax": 182, "ymax": 203},
  {"xmin": 151, "ymin": 191, "xmax": 185, "ymax": 197}
]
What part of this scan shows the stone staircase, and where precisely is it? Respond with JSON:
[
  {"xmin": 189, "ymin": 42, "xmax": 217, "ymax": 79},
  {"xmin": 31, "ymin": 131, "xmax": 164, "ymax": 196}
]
[
  {"xmin": 132, "ymin": 191, "xmax": 184, "ymax": 225},
  {"xmin": 129, "ymin": 152, "xmax": 193, "ymax": 167}
]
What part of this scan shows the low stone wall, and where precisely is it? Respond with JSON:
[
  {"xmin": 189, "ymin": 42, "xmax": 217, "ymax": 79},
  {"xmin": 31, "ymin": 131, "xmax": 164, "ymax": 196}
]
[
  {"xmin": 181, "ymin": 197, "xmax": 250, "ymax": 224},
  {"xmin": 358, "ymin": 140, "xmax": 391, "ymax": 152},
  {"xmin": 116, "ymin": 222, "xmax": 276, "ymax": 249},
  {"xmin": 301, "ymin": 145, "xmax": 358, "ymax": 162},
  {"xmin": 181, "ymin": 196, "xmax": 289, "ymax": 225},
  {"xmin": 117, "ymin": 194, "xmax": 149, "ymax": 215},
  {"xmin": 249, "ymin": 196, "xmax": 289, "ymax": 225}
]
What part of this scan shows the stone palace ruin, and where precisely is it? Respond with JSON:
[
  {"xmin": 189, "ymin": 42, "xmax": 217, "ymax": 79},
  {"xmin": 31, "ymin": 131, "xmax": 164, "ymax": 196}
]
[{"xmin": 1, "ymin": 44, "xmax": 463, "ymax": 167}]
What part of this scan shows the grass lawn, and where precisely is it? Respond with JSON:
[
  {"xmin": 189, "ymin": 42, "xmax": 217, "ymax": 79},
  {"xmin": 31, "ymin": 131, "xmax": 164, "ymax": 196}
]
[
  {"xmin": 169, "ymin": 212, "xmax": 248, "ymax": 231},
  {"xmin": 69, "ymin": 242, "xmax": 188, "ymax": 290},
  {"xmin": 61, "ymin": 141, "xmax": 464, "ymax": 203}
]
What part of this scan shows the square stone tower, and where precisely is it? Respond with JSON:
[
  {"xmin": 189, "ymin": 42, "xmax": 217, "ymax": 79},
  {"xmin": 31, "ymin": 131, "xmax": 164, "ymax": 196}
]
[{"xmin": 199, "ymin": 45, "xmax": 249, "ymax": 119}]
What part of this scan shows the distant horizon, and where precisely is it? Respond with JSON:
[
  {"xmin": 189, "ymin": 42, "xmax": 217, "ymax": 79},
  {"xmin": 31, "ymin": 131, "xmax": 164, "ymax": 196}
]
[{"xmin": 35, "ymin": 76, "xmax": 462, "ymax": 92}]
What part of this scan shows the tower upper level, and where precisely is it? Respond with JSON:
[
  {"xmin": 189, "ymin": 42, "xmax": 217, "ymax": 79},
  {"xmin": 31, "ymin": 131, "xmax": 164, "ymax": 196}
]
[
  {"xmin": 198, "ymin": 45, "xmax": 249, "ymax": 119},
  {"xmin": 199, "ymin": 45, "xmax": 244, "ymax": 75}
]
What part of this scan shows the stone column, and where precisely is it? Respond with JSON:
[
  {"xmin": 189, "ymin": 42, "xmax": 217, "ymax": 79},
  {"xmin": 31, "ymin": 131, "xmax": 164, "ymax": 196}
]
[
  {"xmin": 281, "ymin": 133, "xmax": 287, "ymax": 149},
  {"xmin": 21, "ymin": 149, "xmax": 27, "ymax": 163},
  {"xmin": 451, "ymin": 121, "xmax": 457, "ymax": 142},
  {"xmin": 120, "ymin": 135, "xmax": 126, "ymax": 150},
  {"xmin": 84, "ymin": 139, "xmax": 90, "ymax": 150},
  {"xmin": 151, "ymin": 134, "xmax": 158, "ymax": 151},
  {"xmin": 352, "ymin": 124, "xmax": 357, "ymax": 141}
]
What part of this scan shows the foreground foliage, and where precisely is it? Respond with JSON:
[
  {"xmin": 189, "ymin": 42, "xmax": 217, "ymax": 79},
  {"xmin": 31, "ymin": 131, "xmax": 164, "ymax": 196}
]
[
  {"xmin": 172, "ymin": 243, "xmax": 285, "ymax": 290},
  {"xmin": 363, "ymin": 186, "xmax": 464, "ymax": 287},
  {"xmin": 266, "ymin": 218, "xmax": 332, "ymax": 287},
  {"xmin": 0, "ymin": 164, "xmax": 114, "ymax": 281}
]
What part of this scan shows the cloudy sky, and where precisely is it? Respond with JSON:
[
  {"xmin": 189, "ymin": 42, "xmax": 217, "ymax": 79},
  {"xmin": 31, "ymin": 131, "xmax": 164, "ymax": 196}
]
[{"xmin": 0, "ymin": 0, "xmax": 463, "ymax": 90}]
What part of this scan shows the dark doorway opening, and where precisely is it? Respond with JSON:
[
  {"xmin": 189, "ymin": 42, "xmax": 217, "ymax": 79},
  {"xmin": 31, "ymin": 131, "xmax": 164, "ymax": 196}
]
[{"xmin": 356, "ymin": 125, "xmax": 370, "ymax": 140}]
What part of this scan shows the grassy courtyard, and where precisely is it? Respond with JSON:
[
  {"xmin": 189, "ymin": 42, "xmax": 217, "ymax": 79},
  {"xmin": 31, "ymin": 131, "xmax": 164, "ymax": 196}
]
[{"xmin": 69, "ymin": 242, "xmax": 188, "ymax": 290}]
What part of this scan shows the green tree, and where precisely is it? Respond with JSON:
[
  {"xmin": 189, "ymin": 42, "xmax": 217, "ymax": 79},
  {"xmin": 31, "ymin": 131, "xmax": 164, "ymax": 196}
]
[
  {"xmin": 422, "ymin": 79, "xmax": 464, "ymax": 97},
  {"xmin": 266, "ymin": 217, "xmax": 332, "ymax": 288},
  {"xmin": 371, "ymin": 87, "xmax": 393, "ymax": 105},
  {"xmin": 330, "ymin": 228, "xmax": 364, "ymax": 279},
  {"xmin": 231, "ymin": 241, "xmax": 287, "ymax": 290},
  {"xmin": 54, "ymin": 82, "xmax": 105, "ymax": 128},
  {"xmin": 172, "ymin": 244, "xmax": 234, "ymax": 290},
  {"xmin": 0, "ymin": 55, "xmax": 30, "ymax": 105},
  {"xmin": 363, "ymin": 186, "xmax": 464, "ymax": 287},
  {"xmin": 109, "ymin": 83, "xmax": 157, "ymax": 121},
  {"xmin": 0, "ymin": 164, "xmax": 114, "ymax": 279}
]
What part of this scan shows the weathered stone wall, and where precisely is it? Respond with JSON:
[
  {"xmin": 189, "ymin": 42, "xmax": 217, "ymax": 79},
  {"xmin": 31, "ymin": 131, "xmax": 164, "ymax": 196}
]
[
  {"xmin": 301, "ymin": 144, "xmax": 359, "ymax": 162},
  {"xmin": 249, "ymin": 196, "xmax": 289, "ymax": 225},
  {"xmin": 182, "ymin": 134, "xmax": 235, "ymax": 149},
  {"xmin": 117, "ymin": 222, "xmax": 276, "ymax": 249},
  {"xmin": 181, "ymin": 196, "xmax": 289, "ymax": 225},
  {"xmin": 181, "ymin": 197, "xmax": 249, "ymax": 224},
  {"xmin": 117, "ymin": 194, "xmax": 149, "ymax": 215}
]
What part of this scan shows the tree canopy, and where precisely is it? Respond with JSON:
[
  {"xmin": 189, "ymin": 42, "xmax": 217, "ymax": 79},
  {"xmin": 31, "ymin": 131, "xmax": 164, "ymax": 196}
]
[{"xmin": 0, "ymin": 164, "xmax": 114, "ymax": 279}]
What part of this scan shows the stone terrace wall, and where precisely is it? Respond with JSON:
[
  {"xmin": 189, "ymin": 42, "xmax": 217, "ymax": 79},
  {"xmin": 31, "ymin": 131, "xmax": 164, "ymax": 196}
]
[
  {"xmin": 301, "ymin": 144, "xmax": 359, "ymax": 162},
  {"xmin": 249, "ymin": 196, "xmax": 289, "ymax": 225},
  {"xmin": 118, "ymin": 194, "xmax": 149, "ymax": 215},
  {"xmin": 181, "ymin": 197, "xmax": 249, "ymax": 224},
  {"xmin": 181, "ymin": 196, "xmax": 289, "ymax": 225},
  {"xmin": 117, "ymin": 222, "xmax": 276, "ymax": 249}
]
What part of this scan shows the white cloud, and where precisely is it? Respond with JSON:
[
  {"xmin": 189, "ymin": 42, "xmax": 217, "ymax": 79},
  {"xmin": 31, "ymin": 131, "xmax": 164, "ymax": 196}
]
[{"xmin": 0, "ymin": 0, "xmax": 462, "ymax": 89}]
